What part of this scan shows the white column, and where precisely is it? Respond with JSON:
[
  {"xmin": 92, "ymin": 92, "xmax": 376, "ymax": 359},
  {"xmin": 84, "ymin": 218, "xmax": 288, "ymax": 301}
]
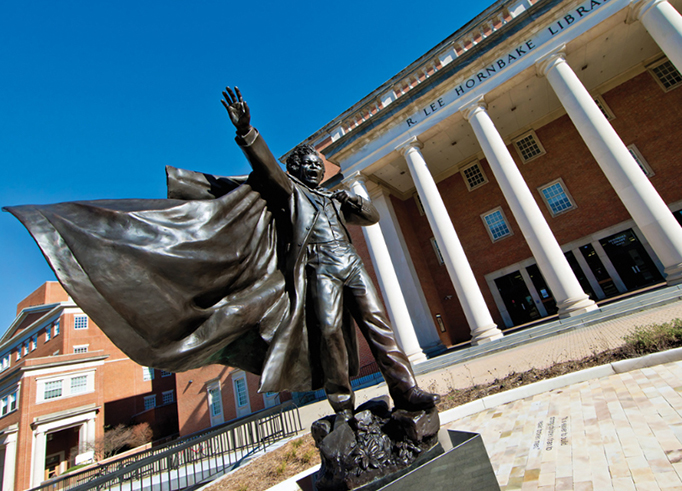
[
  {"xmin": 345, "ymin": 175, "xmax": 429, "ymax": 364},
  {"xmin": 86, "ymin": 417, "xmax": 96, "ymax": 447},
  {"xmin": 461, "ymin": 97, "xmax": 597, "ymax": 318},
  {"xmin": 1, "ymin": 428, "xmax": 17, "ymax": 491},
  {"xmin": 397, "ymin": 138, "xmax": 504, "ymax": 344},
  {"xmin": 364, "ymin": 183, "xmax": 445, "ymax": 355},
  {"xmin": 631, "ymin": 0, "xmax": 682, "ymax": 74},
  {"xmin": 537, "ymin": 48, "xmax": 682, "ymax": 284},
  {"xmin": 30, "ymin": 430, "xmax": 47, "ymax": 488}
]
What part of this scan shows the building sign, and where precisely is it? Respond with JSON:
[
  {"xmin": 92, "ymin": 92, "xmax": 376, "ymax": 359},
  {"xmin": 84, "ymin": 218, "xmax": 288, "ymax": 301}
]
[{"xmin": 406, "ymin": 0, "xmax": 612, "ymax": 128}]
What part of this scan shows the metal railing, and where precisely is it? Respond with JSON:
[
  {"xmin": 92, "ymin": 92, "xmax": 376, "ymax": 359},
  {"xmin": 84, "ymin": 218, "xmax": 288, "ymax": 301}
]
[{"xmin": 32, "ymin": 402, "xmax": 302, "ymax": 491}]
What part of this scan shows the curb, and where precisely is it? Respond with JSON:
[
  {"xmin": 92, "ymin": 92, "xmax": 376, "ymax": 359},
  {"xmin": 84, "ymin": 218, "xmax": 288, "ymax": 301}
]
[{"xmin": 439, "ymin": 346, "xmax": 682, "ymax": 426}]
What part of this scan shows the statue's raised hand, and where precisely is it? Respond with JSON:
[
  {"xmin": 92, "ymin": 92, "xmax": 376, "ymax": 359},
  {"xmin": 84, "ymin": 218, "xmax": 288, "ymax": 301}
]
[{"xmin": 221, "ymin": 86, "xmax": 251, "ymax": 136}]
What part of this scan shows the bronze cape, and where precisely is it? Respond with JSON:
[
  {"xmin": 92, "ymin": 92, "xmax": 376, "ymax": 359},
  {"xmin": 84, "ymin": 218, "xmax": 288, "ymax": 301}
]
[{"xmin": 5, "ymin": 166, "xmax": 360, "ymax": 393}]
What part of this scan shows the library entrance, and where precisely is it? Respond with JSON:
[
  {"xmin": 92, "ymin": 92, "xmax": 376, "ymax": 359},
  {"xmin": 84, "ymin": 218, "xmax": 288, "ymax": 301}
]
[{"xmin": 599, "ymin": 229, "xmax": 664, "ymax": 290}]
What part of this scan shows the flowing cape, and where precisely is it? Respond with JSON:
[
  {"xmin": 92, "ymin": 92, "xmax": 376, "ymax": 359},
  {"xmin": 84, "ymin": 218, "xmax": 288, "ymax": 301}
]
[{"xmin": 4, "ymin": 167, "xmax": 291, "ymax": 378}]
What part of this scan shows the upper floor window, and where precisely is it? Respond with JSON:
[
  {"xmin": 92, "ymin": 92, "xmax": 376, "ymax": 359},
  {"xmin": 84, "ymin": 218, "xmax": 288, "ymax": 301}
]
[
  {"xmin": 161, "ymin": 370, "xmax": 172, "ymax": 377},
  {"xmin": 234, "ymin": 376, "xmax": 248, "ymax": 408},
  {"xmin": 481, "ymin": 207, "xmax": 513, "ymax": 242},
  {"xmin": 71, "ymin": 375, "xmax": 88, "ymax": 394},
  {"xmin": 514, "ymin": 130, "xmax": 546, "ymax": 163},
  {"xmin": 30, "ymin": 336, "xmax": 37, "ymax": 352},
  {"xmin": 162, "ymin": 390, "xmax": 174, "ymax": 405},
  {"xmin": 15, "ymin": 347, "xmax": 21, "ymax": 361},
  {"xmin": 22, "ymin": 342, "xmax": 28, "ymax": 357},
  {"xmin": 593, "ymin": 95, "xmax": 615, "ymax": 120},
  {"xmin": 460, "ymin": 160, "xmax": 488, "ymax": 191},
  {"xmin": 0, "ymin": 354, "xmax": 10, "ymax": 371},
  {"xmin": 74, "ymin": 345, "xmax": 88, "ymax": 354},
  {"xmin": 0, "ymin": 391, "xmax": 17, "ymax": 417},
  {"xmin": 142, "ymin": 367, "xmax": 154, "ymax": 381},
  {"xmin": 429, "ymin": 237, "xmax": 445, "ymax": 266},
  {"xmin": 627, "ymin": 144, "xmax": 654, "ymax": 177},
  {"xmin": 413, "ymin": 194, "xmax": 425, "ymax": 216},
  {"xmin": 208, "ymin": 386, "xmax": 223, "ymax": 417},
  {"xmin": 74, "ymin": 315, "xmax": 88, "ymax": 330},
  {"xmin": 37, "ymin": 371, "xmax": 95, "ymax": 403},
  {"xmin": 649, "ymin": 58, "xmax": 682, "ymax": 92},
  {"xmin": 44, "ymin": 380, "xmax": 63, "ymax": 400},
  {"xmin": 539, "ymin": 179, "xmax": 577, "ymax": 217},
  {"xmin": 144, "ymin": 395, "xmax": 156, "ymax": 411},
  {"xmin": 45, "ymin": 326, "xmax": 51, "ymax": 342},
  {"xmin": 54, "ymin": 320, "xmax": 60, "ymax": 337}
]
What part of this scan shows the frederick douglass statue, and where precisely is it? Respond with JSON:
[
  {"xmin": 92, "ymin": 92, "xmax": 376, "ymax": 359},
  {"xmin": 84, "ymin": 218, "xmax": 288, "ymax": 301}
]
[{"xmin": 5, "ymin": 87, "xmax": 438, "ymax": 419}]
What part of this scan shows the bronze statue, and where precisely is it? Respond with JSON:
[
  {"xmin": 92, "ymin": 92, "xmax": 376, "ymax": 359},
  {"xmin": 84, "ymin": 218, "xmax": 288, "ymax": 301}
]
[
  {"xmin": 5, "ymin": 87, "xmax": 438, "ymax": 419},
  {"xmin": 222, "ymin": 87, "xmax": 438, "ymax": 418}
]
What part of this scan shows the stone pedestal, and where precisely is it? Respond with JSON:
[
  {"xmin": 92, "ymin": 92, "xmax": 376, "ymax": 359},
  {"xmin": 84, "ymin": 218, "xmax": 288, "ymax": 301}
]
[{"xmin": 305, "ymin": 398, "xmax": 499, "ymax": 491}]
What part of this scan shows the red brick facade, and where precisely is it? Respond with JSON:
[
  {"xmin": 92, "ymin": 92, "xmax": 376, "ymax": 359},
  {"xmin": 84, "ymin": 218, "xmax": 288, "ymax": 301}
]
[
  {"xmin": 0, "ymin": 283, "xmax": 178, "ymax": 490},
  {"xmin": 387, "ymin": 69, "xmax": 682, "ymax": 343}
]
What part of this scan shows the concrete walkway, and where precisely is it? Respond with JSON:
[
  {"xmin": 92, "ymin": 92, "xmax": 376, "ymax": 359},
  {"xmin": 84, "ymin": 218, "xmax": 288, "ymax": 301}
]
[{"xmin": 447, "ymin": 358, "xmax": 682, "ymax": 490}]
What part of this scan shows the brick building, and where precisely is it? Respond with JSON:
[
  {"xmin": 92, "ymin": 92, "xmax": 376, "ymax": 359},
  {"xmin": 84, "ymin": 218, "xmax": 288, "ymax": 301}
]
[
  {"xmin": 283, "ymin": 0, "xmax": 682, "ymax": 359},
  {"xmin": 175, "ymin": 367, "xmax": 289, "ymax": 436},
  {"xmin": 0, "ymin": 282, "xmax": 178, "ymax": 490}
]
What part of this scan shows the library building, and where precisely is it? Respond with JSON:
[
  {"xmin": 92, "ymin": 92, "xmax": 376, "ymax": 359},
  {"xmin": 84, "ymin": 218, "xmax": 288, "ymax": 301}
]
[{"xmin": 297, "ymin": 0, "xmax": 682, "ymax": 363}]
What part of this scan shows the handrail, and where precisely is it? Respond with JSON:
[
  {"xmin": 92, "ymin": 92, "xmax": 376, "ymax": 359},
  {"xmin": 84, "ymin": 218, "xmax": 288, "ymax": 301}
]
[{"xmin": 31, "ymin": 401, "xmax": 302, "ymax": 491}]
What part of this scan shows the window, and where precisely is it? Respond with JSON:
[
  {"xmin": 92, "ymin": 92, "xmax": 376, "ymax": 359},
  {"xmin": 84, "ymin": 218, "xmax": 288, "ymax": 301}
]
[
  {"xmin": 45, "ymin": 326, "xmax": 51, "ymax": 342},
  {"xmin": 1, "ymin": 354, "xmax": 9, "ymax": 371},
  {"xmin": 70, "ymin": 376, "xmax": 88, "ymax": 394},
  {"xmin": 539, "ymin": 179, "xmax": 576, "ymax": 216},
  {"xmin": 142, "ymin": 367, "xmax": 154, "ymax": 381},
  {"xmin": 593, "ymin": 95, "xmax": 614, "ymax": 120},
  {"xmin": 54, "ymin": 320, "xmax": 60, "ymax": 337},
  {"xmin": 73, "ymin": 345, "xmax": 88, "ymax": 354},
  {"xmin": 234, "ymin": 377, "xmax": 248, "ymax": 407},
  {"xmin": 429, "ymin": 237, "xmax": 444, "ymax": 265},
  {"xmin": 30, "ymin": 336, "xmax": 37, "ymax": 352},
  {"xmin": 162, "ymin": 390, "xmax": 174, "ymax": 405},
  {"xmin": 649, "ymin": 58, "xmax": 682, "ymax": 91},
  {"xmin": 460, "ymin": 160, "xmax": 488, "ymax": 191},
  {"xmin": 208, "ymin": 386, "xmax": 223, "ymax": 417},
  {"xmin": 413, "ymin": 194, "xmax": 425, "ymax": 216},
  {"xmin": 22, "ymin": 342, "xmax": 28, "ymax": 357},
  {"xmin": 161, "ymin": 370, "xmax": 172, "ymax": 377},
  {"xmin": 514, "ymin": 130, "xmax": 546, "ymax": 163},
  {"xmin": 15, "ymin": 347, "xmax": 20, "ymax": 361},
  {"xmin": 482, "ymin": 207, "xmax": 512, "ymax": 242},
  {"xmin": 73, "ymin": 315, "xmax": 88, "ymax": 330},
  {"xmin": 44, "ymin": 380, "xmax": 63, "ymax": 400},
  {"xmin": 0, "ymin": 391, "xmax": 17, "ymax": 417},
  {"xmin": 143, "ymin": 395, "xmax": 156, "ymax": 410},
  {"xmin": 37, "ymin": 371, "xmax": 94, "ymax": 403},
  {"xmin": 627, "ymin": 144, "xmax": 654, "ymax": 177}
]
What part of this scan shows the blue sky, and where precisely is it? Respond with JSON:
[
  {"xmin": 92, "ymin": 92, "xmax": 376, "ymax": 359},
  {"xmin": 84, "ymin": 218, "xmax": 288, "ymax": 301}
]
[{"xmin": 0, "ymin": 1, "xmax": 491, "ymax": 330}]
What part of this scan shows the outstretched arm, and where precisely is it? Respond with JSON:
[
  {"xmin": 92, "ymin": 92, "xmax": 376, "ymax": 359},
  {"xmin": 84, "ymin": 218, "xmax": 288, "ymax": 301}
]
[{"xmin": 222, "ymin": 87, "xmax": 293, "ymax": 196}]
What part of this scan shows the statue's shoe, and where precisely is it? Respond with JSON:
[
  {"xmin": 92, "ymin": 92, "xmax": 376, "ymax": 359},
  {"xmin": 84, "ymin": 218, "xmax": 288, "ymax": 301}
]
[{"xmin": 392, "ymin": 387, "xmax": 440, "ymax": 411}]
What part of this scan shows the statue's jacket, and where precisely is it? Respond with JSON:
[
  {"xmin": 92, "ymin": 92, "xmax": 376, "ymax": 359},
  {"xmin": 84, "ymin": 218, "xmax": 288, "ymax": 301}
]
[{"xmin": 4, "ymin": 129, "xmax": 379, "ymax": 393}]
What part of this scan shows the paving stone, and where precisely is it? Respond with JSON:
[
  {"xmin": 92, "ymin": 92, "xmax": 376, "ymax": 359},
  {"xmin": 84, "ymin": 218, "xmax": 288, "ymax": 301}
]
[{"xmin": 445, "ymin": 356, "xmax": 682, "ymax": 491}]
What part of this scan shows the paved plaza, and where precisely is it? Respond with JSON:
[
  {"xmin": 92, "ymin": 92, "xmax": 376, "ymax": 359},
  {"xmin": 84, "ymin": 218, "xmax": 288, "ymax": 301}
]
[
  {"xmin": 447, "ymin": 359, "xmax": 682, "ymax": 490},
  {"xmin": 434, "ymin": 297, "xmax": 682, "ymax": 490}
]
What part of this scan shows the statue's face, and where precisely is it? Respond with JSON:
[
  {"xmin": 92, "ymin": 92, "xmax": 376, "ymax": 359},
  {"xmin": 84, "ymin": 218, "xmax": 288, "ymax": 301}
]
[{"xmin": 298, "ymin": 153, "xmax": 324, "ymax": 188}]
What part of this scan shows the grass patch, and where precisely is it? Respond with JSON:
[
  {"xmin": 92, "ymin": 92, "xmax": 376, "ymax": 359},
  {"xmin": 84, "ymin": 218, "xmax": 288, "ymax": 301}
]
[{"xmin": 437, "ymin": 319, "xmax": 682, "ymax": 411}]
